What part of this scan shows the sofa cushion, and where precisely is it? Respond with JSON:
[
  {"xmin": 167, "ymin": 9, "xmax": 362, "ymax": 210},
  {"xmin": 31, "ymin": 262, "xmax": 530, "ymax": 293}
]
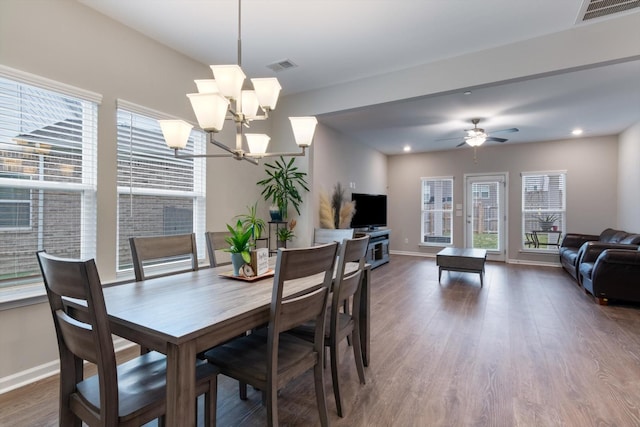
[
  {"xmin": 598, "ymin": 228, "xmax": 620, "ymax": 242},
  {"xmin": 600, "ymin": 229, "xmax": 629, "ymax": 243},
  {"xmin": 563, "ymin": 250, "xmax": 580, "ymax": 266},
  {"xmin": 579, "ymin": 261, "xmax": 594, "ymax": 280},
  {"xmin": 620, "ymin": 234, "xmax": 640, "ymax": 245}
]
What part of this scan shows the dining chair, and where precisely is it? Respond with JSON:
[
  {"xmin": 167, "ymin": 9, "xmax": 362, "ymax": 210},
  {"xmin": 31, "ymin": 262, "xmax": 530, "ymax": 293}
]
[
  {"xmin": 205, "ymin": 231, "xmax": 232, "ymax": 267},
  {"xmin": 288, "ymin": 235, "xmax": 370, "ymax": 417},
  {"xmin": 203, "ymin": 242, "xmax": 339, "ymax": 427},
  {"xmin": 36, "ymin": 251, "xmax": 219, "ymax": 427},
  {"xmin": 129, "ymin": 233, "xmax": 199, "ymax": 281}
]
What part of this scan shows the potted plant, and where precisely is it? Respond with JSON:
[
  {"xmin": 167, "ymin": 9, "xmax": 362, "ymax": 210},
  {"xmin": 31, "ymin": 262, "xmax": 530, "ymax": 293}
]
[
  {"xmin": 257, "ymin": 156, "xmax": 309, "ymax": 221},
  {"xmin": 235, "ymin": 201, "xmax": 266, "ymax": 242},
  {"xmin": 276, "ymin": 219, "xmax": 297, "ymax": 248},
  {"xmin": 224, "ymin": 220, "xmax": 254, "ymax": 276},
  {"xmin": 537, "ymin": 213, "xmax": 559, "ymax": 231}
]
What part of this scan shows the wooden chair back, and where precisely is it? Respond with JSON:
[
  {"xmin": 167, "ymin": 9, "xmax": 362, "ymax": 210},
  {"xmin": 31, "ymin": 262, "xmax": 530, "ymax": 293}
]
[
  {"xmin": 129, "ymin": 233, "xmax": 198, "ymax": 281},
  {"xmin": 313, "ymin": 228, "xmax": 355, "ymax": 245},
  {"xmin": 270, "ymin": 242, "xmax": 339, "ymax": 335},
  {"xmin": 36, "ymin": 251, "xmax": 121, "ymax": 424},
  {"xmin": 333, "ymin": 235, "xmax": 370, "ymax": 310},
  {"xmin": 205, "ymin": 231, "xmax": 232, "ymax": 267}
]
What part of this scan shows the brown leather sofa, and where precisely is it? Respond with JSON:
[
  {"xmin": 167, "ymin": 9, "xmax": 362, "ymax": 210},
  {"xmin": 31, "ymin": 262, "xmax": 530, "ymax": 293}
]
[
  {"xmin": 580, "ymin": 246, "xmax": 640, "ymax": 305},
  {"xmin": 559, "ymin": 228, "xmax": 640, "ymax": 282}
]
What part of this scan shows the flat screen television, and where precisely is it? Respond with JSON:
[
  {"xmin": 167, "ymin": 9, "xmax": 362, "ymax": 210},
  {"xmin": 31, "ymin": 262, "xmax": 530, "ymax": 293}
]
[{"xmin": 350, "ymin": 193, "xmax": 387, "ymax": 230}]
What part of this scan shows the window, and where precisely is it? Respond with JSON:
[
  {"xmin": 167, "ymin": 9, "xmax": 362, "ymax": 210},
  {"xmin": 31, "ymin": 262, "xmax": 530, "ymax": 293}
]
[
  {"xmin": 0, "ymin": 184, "xmax": 31, "ymax": 229},
  {"xmin": 421, "ymin": 177, "xmax": 453, "ymax": 245},
  {"xmin": 116, "ymin": 104, "xmax": 206, "ymax": 271},
  {"xmin": 0, "ymin": 70, "xmax": 99, "ymax": 288},
  {"xmin": 472, "ymin": 184, "xmax": 490, "ymax": 199},
  {"xmin": 522, "ymin": 171, "xmax": 566, "ymax": 250}
]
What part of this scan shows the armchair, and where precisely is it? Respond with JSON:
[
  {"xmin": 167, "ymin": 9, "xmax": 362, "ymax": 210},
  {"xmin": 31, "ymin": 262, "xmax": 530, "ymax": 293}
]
[
  {"xmin": 580, "ymin": 246, "xmax": 640, "ymax": 305},
  {"xmin": 559, "ymin": 228, "xmax": 638, "ymax": 282}
]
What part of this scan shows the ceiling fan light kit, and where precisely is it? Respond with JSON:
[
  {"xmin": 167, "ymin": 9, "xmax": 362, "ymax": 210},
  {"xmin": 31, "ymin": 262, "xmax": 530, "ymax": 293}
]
[
  {"xmin": 447, "ymin": 118, "xmax": 519, "ymax": 149},
  {"xmin": 159, "ymin": 0, "xmax": 317, "ymax": 165}
]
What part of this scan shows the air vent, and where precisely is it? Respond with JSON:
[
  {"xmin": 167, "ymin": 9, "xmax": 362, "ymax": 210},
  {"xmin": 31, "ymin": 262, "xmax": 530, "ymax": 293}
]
[
  {"xmin": 577, "ymin": 0, "xmax": 640, "ymax": 22},
  {"xmin": 266, "ymin": 59, "xmax": 298, "ymax": 73}
]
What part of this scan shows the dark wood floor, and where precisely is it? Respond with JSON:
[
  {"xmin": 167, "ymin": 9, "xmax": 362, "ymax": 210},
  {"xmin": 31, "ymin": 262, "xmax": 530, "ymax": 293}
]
[{"xmin": 3, "ymin": 255, "xmax": 640, "ymax": 426}]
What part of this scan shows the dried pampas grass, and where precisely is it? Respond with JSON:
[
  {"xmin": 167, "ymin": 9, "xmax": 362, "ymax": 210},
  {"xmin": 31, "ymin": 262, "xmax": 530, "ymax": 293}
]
[
  {"xmin": 319, "ymin": 183, "xmax": 358, "ymax": 229},
  {"xmin": 319, "ymin": 190, "xmax": 335, "ymax": 229},
  {"xmin": 339, "ymin": 200, "xmax": 356, "ymax": 229}
]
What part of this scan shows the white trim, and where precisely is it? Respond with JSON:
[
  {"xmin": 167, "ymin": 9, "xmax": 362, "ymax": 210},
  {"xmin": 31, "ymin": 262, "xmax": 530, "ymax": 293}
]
[
  {"xmin": 520, "ymin": 169, "xmax": 568, "ymax": 177},
  {"xmin": 420, "ymin": 175, "xmax": 454, "ymax": 181},
  {"xmin": 390, "ymin": 250, "xmax": 436, "ymax": 258},
  {"xmin": 0, "ymin": 338, "xmax": 135, "ymax": 395},
  {"xmin": 390, "ymin": 250, "xmax": 562, "ymax": 268},
  {"xmin": 116, "ymin": 99, "xmax": 197, "ymax": 126},
  {"xmin": 507, "ymin": 258, "xmax": 562, "ymax": 268},
  {"xmin": 0, "ymin": 64, "xmax": 102, "ymax": 104}
]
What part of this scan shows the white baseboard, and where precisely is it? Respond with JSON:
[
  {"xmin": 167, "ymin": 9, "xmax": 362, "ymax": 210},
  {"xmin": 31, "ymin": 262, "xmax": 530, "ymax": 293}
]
[
  {"xmin": 389, "ymin": 250, "xmax": 435, "ymax": 258},
  {"xmin": 0, "ymin": 337, "xmax": 136, "ymax": 395},
  {"xmin": 390, "ymin": 250, "xmax": 561, "ymax": 267},
  {"xmin": 507, "ymin": 258, "xmax": 562, "ymax": 267}
]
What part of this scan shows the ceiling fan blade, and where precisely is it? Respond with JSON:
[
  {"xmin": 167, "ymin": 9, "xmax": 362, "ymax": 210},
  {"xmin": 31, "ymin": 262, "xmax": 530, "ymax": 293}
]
[
  {"xmin": 436, "ymin": 136, "xmax": 465, "ymax": 141},
  {"xmin": 456, "ymin": 141, "xmax": 467, "ymax": 148},
  {"xmin": 490, "ymin": 127, "xmax": 519, "ymax": 134},
  {"xmin": 485, "ymin": 137, "xmax": 508, "ymax": 143}
]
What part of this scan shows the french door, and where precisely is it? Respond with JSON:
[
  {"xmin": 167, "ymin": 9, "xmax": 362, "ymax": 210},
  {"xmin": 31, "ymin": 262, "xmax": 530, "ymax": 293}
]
[{"xmin": 464, "ymin": 174, "xmax": 507, "ymax": 262}]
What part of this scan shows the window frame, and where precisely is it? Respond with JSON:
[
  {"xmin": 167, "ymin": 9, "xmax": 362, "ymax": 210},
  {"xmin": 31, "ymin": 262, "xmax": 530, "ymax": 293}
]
[
  {"xmin": 420, "ymin": 176, "xmax": 454, "ymax": 246},
  {"xmin": 115, "ymin": 101, "xmax": 206, "ymax": 274},
  {"xmin": 521, "ymin": 170, "xmax": 567, "ymax": 251},
  {"xmin": 0, "ymin": 66, "xmax": 100, "ymax": 297}
]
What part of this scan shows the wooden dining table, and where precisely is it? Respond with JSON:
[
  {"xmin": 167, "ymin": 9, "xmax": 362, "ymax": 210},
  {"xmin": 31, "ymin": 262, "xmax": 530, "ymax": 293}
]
[{"xmin": 68, "ymin": 260, "xmax": 370, "ymax": 427}]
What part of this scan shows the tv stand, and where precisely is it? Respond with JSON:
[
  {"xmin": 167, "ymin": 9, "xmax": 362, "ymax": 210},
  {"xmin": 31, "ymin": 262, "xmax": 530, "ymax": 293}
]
[{"xmin": 355, "ymin": 229, "xmax": 390, "ymax": 269}]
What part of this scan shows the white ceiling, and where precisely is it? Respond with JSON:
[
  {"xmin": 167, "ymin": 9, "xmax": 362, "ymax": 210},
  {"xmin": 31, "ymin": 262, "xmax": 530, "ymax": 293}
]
[{"xmin": 78, "ymin": 0, "xmax": 640, "ymax": 154}]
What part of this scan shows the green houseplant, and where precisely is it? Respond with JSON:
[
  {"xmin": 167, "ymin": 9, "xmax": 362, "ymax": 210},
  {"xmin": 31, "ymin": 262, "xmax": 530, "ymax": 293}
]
[
  {"xmin": 537, "ymin": 213, "xmax": 559, "ymax": 231},
  {"xmin": 257, "ymin": 156, "xmax": 309, "ymax": 221},
  {"xmin": 235, "ymin": 201, "xmax": 266, "ymax": 241},
  {"xmin": 224, "ymin": 220, "xmax": 254, "ymax": 275},
  {"xmin": 276, "ymin": 219, "xmax": 297, "ymax": 246}
]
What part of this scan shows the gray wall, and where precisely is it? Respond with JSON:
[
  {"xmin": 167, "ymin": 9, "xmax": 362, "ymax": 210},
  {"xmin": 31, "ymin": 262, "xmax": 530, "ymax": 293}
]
[
  {"xmin": 0, "ymin": 0, "xmax": 265, "ymax": 388},
  {"xmin": 387, "ymin": 135, "xmax": 619, "ymax": 263},
  {"xmin": 311, "ymin": 124, "xmax": 387, "ymax": 236},
  {"xmin": 618, "ymin": 121, "xmax": 640, "ymax": 231}
]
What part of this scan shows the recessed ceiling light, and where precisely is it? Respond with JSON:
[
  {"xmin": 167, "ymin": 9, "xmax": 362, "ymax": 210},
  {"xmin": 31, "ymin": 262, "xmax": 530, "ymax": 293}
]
[
  {"xmin": 463, "ymin": 91, "xmax": 472, "ymax": 95},
  {"xmin": 403, "ymin": 145, "xmax": 411, "ymax": 152},
  {"xmin": 572, "ymin": 128, "xmax": 583, "ymax": 135}
]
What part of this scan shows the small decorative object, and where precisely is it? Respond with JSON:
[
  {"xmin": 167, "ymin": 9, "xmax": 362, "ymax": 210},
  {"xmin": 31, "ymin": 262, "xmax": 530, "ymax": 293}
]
[
  {"xmin": 320, "ymin": 182, "xmax": 356, "ymax": 229},
  {"xmin": 257, "ymin": 156, "xmax": 309, "ymax": 221},
  {"xmin": 537, "ymin": 213, "xmax": 559, "ymax": 231},
  {"xmin": 250, "ymin": 248, "xmax": 269, "ymax": 276},
  {"xmin": 224, "ymin": 220, "xmax": 254, "ymax": 276},
  {"xmin": 277, "ymin": 219, "xmax": 297, "ymax": 245},
  {"xmin": 240, "ymin": 263, "xmax": 255, "ymax": 278}
]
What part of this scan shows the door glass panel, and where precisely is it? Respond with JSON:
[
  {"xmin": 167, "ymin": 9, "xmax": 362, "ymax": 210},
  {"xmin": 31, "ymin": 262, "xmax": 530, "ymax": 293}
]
[{"xmin": 471, "ymin": 181, "xmax": 500, "ymax": 250}]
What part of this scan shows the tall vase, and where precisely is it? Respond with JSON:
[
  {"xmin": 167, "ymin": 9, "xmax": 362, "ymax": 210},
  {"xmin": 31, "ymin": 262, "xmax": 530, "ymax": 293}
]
[
  {"xmin": 269, "ymin": 206, "xmax": 282, "ymax": 222},
  {"xmin": 231, "ymin": 253, "xmax": 245, "ymax": 276}
]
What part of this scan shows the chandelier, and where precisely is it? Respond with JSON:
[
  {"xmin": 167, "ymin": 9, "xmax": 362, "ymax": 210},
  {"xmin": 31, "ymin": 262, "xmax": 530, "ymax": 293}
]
[{"xmin": 158, "ymin": 0, "xmax": 317, "ymax": 165}]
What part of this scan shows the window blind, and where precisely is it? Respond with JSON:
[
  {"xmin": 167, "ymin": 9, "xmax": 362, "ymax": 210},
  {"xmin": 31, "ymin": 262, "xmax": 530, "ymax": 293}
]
[
  {"xmin": 421, "ymin": 177, "xmax": 453, "ymax": 245},
  {"xmin": 522, "ymin": 171, "xmax": 566, "ymax": 249},
  {"xmin": 116, "ymin": 108, "xmax": 206, "ymax": 270},
  {"xmin": 0, "ymin": 76, "xmax": 98, "ymax": 288}
]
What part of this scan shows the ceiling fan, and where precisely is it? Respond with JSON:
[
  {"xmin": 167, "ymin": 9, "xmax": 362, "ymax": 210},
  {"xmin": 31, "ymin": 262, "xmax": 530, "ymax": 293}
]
[{"xmin": 440, "ymin": 118, "xmax": 519, "ymax": 147}]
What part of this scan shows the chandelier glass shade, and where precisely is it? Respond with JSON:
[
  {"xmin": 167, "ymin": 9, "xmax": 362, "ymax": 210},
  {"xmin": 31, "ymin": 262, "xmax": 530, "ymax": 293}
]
[{"xmin": 159, "ymin": 0, "xmax": 317, "ymax": 164}]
